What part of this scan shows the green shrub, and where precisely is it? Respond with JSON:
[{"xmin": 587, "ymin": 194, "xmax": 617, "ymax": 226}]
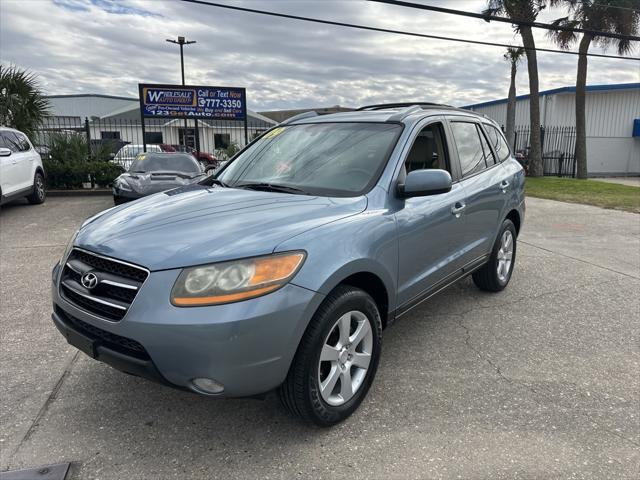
[
  {"xmin": 43, "ymin": 159, "xmax": 124, "ymax": 189},
  {"xmin": 48, "ymin": 132, "xmax": 89, "ymax": 164},
  {"xmin": 89, "ymin": 161, "xmax": 124, "ymax": 187}
]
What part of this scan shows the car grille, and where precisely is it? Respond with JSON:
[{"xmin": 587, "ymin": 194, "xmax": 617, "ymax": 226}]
[
  {"xmin": 59, "ymin": 248, "xmax": 149, "ymax": 321},
  {"xmin": 55, "ymin": 306, "xmax": 150, "ymax": 360}
]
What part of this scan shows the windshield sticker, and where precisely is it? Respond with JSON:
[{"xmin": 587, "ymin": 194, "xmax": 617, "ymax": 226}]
[
  {"xmin": 263, "ymin": 127, "xmax": 285, "ymax": 139},
  {"xmin": 137, "ymin": 154, "xmax": 145, "ymax": 160}
]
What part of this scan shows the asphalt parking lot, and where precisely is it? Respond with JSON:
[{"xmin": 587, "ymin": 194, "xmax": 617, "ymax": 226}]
[{"xmin": 1, "ymin": 195, "xmax": 638, "ymax": 479}]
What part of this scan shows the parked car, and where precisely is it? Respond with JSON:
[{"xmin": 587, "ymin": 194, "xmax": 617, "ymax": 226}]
[
  {"xmin": 51, "ymin": 104, "xmax": 525, "ymax": 426},
  {"xmin": 112, "ymin": 144, "xmax": 162, "ymax": 169},
  {"xmin": 0, "ymin": 127, "xmax": 46, "ymax": 206},
  {"xmin": 112, "ymin": 152, "xmax": 207, "ymax": 205},
  {"xmin": 162, "ymin": 144, "xmax": 217, "ymax": 167}
]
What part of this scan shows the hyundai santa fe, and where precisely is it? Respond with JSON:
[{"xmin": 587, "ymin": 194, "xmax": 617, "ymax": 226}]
[{"xmin": 52, "ymin": 104, "xmax": 525, "ymax": 426}]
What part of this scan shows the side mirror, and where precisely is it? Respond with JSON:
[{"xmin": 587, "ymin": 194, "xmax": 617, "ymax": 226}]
[
  {"xmin": 0, "ymin": 148, "xmax": 12, "ymax": 157},
  {"xmin": 398, "ymin": 169, "xmax": 452, "ymax": 198},
  {"xmin": 109, "ymin": 153, "xmax": 116, "ymax": 159}
]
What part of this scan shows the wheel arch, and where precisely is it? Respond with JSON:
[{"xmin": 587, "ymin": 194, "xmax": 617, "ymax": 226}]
[
  {"xmin": 309, "ymin": 261, "xmax": 395, "ymax": 329},
  {"xmin": 505, "ymin": 209, "xmax": 521, "ymax": 236}
]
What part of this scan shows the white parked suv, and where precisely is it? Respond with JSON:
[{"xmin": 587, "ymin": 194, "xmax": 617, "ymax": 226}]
[{"xmin": 0, "ymin": 127, "xmax": 46, "ymax": 206}]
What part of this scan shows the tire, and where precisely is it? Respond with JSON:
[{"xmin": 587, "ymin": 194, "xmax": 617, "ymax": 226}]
[
  {"xmin": 27, "ymin": 171, "xmax": 46, "ymax": 204},
  {"xmin": 472, "ymin": 219, "xmax": 517, "ymax": 292},
  {"xmin": 278, "ymin": 285, "xmax": 382, "ymax": 426}
]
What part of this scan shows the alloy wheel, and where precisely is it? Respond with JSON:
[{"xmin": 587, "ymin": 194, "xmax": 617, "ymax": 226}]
[
  {"xmin": 317, "ymin": 310, "xmax": 373, "ymax": 406},
  {"xmin": 496, "ymin": 230, "xmax": 513, "ymax": 282}
]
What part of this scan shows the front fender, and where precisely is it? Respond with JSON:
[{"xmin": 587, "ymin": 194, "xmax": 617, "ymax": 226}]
[{"xmin": 276, "ymin": 208, "xmax": 399, "ymax": 313}]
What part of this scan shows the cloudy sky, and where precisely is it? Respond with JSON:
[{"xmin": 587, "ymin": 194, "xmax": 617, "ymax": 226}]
[{"xmin": 1, "ymin": 0, "xmax": 638, "ymax": 111}]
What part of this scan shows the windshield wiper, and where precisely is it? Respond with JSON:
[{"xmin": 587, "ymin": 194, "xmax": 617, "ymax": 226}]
[
  {"xmin": 235, "ymin": 182, "xmax": 307, "ymax": 195},
  {"xmin": 151, "ymin": 171, "xmax": 193, "ymax": 178}
]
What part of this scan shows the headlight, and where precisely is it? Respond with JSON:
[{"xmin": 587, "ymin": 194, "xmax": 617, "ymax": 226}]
[
  {"xmin": 115, "ymin": 176, "xmax": 132, "ymax": 191},
  {"xmin": 60, "ymin": 230, "xmax": 78, "ymax": 266},
  {"xmin": 171, "ymin": 251, "xmax": 306, "ymax": 306}
]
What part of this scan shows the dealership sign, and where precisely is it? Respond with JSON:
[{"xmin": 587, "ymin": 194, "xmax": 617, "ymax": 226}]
[{"xmin": 138, "ymin": 84, "xmax": 246, "ymax": 120}]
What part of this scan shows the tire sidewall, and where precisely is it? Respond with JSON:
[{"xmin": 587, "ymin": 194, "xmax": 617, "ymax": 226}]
[{"xmin": 306, "ymin": 290, "xmax": 382, "ymax": 425}]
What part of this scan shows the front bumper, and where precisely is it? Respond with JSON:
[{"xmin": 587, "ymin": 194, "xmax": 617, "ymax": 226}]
[{"xmin": 52, "ymin": 262, "xmax": 324, "ymax": 397}]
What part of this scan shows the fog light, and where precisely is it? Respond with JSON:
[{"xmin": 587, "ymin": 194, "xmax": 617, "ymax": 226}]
[{"xmin": 191, "ymin": 377, "xmax": 225, "ymax": 394}]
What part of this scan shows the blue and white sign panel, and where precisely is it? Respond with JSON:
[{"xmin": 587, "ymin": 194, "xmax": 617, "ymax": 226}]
[{"xmin": 138, "ymin": 84, "xmax": 247, "ymax": 120}]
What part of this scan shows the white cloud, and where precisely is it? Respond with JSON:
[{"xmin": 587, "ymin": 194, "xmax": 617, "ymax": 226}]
[{"xmin": 1, "ymin": 0, "xmax": 637, "ymax": 110}]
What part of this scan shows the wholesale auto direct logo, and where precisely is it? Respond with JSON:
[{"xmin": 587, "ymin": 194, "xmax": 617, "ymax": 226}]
[{"xmin": 144, "ymin": 88, "xmax": 196, "ymax": 106}]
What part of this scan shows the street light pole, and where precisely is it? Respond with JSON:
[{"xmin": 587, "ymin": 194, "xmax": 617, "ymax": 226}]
[{"xmin": 166, "ymin": 36, "xmax": 196, "ymax": 149}]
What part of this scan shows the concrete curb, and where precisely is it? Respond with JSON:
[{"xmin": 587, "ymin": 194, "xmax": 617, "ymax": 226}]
[{"xmin": 47, "ymin": 189, "xmax": 111, "ymax": 197}]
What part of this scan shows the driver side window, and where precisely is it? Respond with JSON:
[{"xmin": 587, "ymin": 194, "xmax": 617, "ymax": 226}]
[{"xmin": 404, "ymin": 123, "xmax": 450, "ymax": 176}]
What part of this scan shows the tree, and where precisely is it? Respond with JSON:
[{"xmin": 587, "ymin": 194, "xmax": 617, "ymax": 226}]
[
  {"xmin": 485, "ymin": 1, "xmax": 548, "ymax": 177},
  {"xmin": 0, "ymin": 65, "xmax": 51, "ymax": 138},
  {"xmin": 548, "ymin": 0, "xmax": 639, "ymax": 179},
  {"xmin": 504, "ymin": 47, "xmax": 526, "ymax": 148}
]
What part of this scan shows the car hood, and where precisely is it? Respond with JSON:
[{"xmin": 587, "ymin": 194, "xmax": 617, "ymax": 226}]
[
  {"xmin": 118, "ymin": 172, "xmax": 202, "ymax": 195},
  {"xmin": 76, "ymin": 185, "xmax": 367, "ymax": 271}
]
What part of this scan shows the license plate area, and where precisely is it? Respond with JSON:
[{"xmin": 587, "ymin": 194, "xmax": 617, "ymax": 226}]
[{"xmin": 65, "ymin": 327, "xmax": 96, "ymax": 358}]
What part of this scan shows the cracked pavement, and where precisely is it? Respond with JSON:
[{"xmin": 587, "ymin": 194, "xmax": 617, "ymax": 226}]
[{"xmin": 1, "ymin": 196, "xmax": 639, "ymax": 479}]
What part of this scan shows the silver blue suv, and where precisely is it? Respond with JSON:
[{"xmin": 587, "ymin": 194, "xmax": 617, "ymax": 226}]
[{"xmin": 52, "ymin": 104, "xmax": 525, "ymax": 426}]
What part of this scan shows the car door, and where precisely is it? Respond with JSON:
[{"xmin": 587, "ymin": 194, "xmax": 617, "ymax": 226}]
[
  {"xmin": 10, "ymin": 131, "xmax": 37, "ymax": 190},
  {"xmin": 447, "ymin": 118, "xmax": 509, "ymax": 263},
  {"xmin": 394, "ymin": 118, "xmax": 469, "ymax": 309},
  {"xmin": 0, "ymin": 131, "xmax": 23, "ymax": 195}
]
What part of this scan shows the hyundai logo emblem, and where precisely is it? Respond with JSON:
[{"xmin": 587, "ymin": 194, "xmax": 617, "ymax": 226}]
[{"xmin": 81, "ymin": 272, "xmax": 99, "ymax": 290}]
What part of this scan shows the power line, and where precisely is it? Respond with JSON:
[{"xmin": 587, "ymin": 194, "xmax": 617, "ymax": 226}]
[
  {"xmin": 179, "ymin": 0, "xmax": 639, "ymax": 61},
  {"xmin": 369, "ymin": 0, "xmax": 640, "ymax": 42},
  {"xmin": 592, "ymin": 2, "xmax": 640, "ymax": 14}
]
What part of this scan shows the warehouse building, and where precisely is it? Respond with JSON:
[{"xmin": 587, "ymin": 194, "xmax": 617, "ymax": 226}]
[{"xmin": 464, "ymin": 83, "xmax": 640, "ymax": 177}]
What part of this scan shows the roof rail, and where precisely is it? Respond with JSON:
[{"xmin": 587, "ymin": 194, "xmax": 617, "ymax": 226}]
[
  {"xmin": 387, "ymin": 105, "xmax": 423, "ymax": 122},
  {"xmin": 356, "ymin": 102, "xmax": 452, "ymax": 111},
  {"xmin": 280, "ymin": 110, "xmax": 319, "ymax": 125}
]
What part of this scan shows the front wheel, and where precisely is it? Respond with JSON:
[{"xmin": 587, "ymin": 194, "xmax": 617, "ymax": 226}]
[
  {"xmin": 278, "ymin": 285, "xmax": 382, "ymax": 426},
  {"xmin": 27, "ymin": 172, "xmax": 46, "ymax": 204},
  {"xmin": 472, "ymin": 219, "xmax": 517, "ymax": 292}
]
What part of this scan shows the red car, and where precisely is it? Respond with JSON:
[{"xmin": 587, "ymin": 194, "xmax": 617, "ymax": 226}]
[{"xmin": 160, "ymin": 144, "xmax": 217, "ymax": 166}]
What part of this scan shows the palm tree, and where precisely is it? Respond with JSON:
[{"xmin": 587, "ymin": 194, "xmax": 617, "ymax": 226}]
[
  {"xmin": 548, "ymin": 1, "xmax": 639, "ymax": 179},
  {"xmin": 485, "ymin": 1, "xmax": 548, "ymax": 177},
  {"xmin": 0, "ymin": 65, "xmax": 51, "ymax": 138},
  {"xmin": 504, "ymin": 47, "xmax": 526, "ymax": 148}
]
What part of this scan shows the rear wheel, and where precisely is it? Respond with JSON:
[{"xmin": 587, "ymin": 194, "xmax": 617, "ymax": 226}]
[
  {"xmin": 278, "ymin": 285, "xmax": 382, "ymax": 426},
  {"xmin": 27, "ymin": 171, "xmax": 45, "ymax": 204},
  {"xmin": 472, "ymin": 219, "xmax": 516, "ymax": 292}
]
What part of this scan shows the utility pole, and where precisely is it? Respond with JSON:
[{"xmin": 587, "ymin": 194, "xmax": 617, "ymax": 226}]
[{"xmin": 166, "ymin": 36, "xmax": 196, "ymax": 149}]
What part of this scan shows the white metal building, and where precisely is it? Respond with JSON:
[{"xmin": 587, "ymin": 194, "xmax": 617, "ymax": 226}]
[
  {"xmin": 45, "ymin": 94, "xmax": 277, "ymax": 151},
  {"xmin": 464, "ymin": 83, "xmax": 640, "ymax": 176}
]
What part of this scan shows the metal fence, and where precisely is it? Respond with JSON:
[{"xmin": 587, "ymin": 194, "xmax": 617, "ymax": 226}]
[
  {"xmin": 34, "ymin": 116, "xmax": 274, "ymax": 168},
  {"xmin": 512, "ymin": 125, "xmax": 577, "ymax": 177}
]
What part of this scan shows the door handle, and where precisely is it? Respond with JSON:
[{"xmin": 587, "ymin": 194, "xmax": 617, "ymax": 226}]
[
  {"xmin": 500, "ymin": 180, "xmax": 510, "ymax": 192},
  {"xmin": 451, "ymin": 202, "xmax": 466, "ymax": 217}
]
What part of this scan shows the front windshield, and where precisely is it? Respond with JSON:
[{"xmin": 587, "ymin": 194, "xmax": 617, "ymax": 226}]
[
  {"xmin": 129, "ymin": 153, "xmax": 201, "ymax": 174},
  {"xmin": 218, "ymin": 122, "xmax": 402, "ymax": 196}
]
